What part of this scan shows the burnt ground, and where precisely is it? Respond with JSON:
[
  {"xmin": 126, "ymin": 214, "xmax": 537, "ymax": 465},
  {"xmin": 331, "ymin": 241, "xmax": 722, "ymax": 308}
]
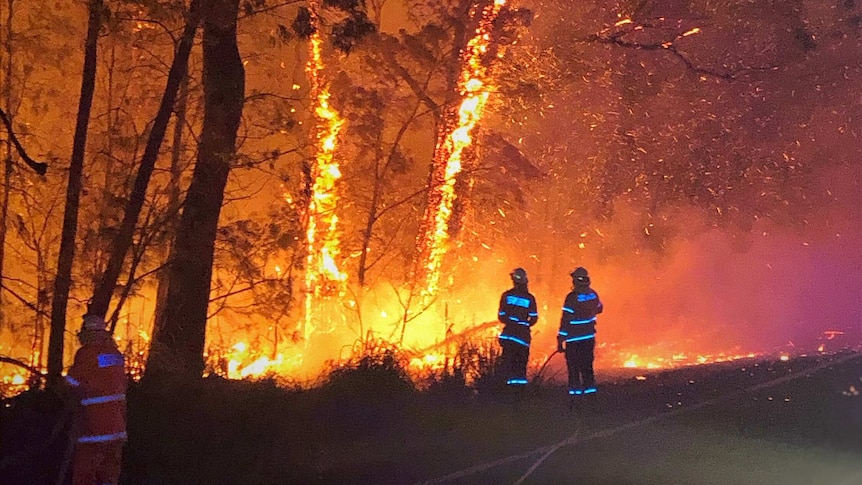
[{"xmin": 1, "ymin": 351, "xmax": 860, "ymax": 485}]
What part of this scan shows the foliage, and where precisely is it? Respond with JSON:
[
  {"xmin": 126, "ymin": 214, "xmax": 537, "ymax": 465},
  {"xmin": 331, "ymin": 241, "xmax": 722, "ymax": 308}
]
[
  {"xmin": 314, "ymin": 340, "xmax": 416, "ymax": 435},
  {"xmin": 125, "ymin": 375, "xmax": 318, "ymax": 484},
  {"xmin": 291, "ymin": 2, "xmax": 377, "ymax": 53},
  {"xmin": 322, "ymin": 338, "xmax": 415, "ymax": 396},
  {"xmin": 420, "ymin": 337, "xmax": 500, "ymax": 398}
]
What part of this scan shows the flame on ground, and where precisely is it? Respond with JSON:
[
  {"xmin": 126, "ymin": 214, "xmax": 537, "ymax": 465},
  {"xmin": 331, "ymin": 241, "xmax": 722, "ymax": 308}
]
[{"xmin": 613, "ymin": 350, "xmax": 761, "ymax": 371}]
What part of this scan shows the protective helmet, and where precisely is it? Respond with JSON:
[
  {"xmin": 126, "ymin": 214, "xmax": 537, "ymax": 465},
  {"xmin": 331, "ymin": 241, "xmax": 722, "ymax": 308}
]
[
  {"xmin": 510, "ymin": 267, "xmax": 528, "ymax": 283},
  {"xmin": 571, "ymin": 267, "xmax": 590, "ymax": 285},
  {"xmin": 82, "ymin": 314, "xmax": 107, "ymax": 332}
]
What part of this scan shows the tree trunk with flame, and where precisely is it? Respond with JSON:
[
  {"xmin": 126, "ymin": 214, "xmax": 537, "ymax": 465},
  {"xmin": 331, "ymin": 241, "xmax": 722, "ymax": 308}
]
[
  {"xmin": 147, "ymin": 0, "xmax": 244, "ymax": 379},
  {"xmin": 413, "ymin": 0, "xmax": 507, "ymax": 297},
  {"xmin": 302, "ymin": 0, "xmax": 347, "ymax": 340}
]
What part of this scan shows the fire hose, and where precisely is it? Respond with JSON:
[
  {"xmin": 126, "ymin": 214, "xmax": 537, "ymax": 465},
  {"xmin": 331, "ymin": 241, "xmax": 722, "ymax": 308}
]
[{"xmin": 532, "ymin": 349, "xmax": 563, "ymax": 383}]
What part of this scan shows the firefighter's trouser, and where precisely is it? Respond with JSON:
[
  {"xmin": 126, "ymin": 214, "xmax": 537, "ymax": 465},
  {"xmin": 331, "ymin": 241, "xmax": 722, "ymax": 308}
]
[
  {"xmin": 72, "ymin": 441, "xmax": 124, "ymax": 485},
  {"xmin": 565, "ymin": 338, "xmax": 596, "ymax": 393},
  {"xmin": 500, "ymin": 339, "xmax": 529, "ymax": 384}
]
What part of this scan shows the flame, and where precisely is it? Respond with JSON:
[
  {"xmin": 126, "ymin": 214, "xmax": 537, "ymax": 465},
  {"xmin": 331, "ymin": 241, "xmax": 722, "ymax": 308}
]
[
  {"xmin": 614, "ymin": 349, "xmax": 761, "ymax": 370},
  {"xmin": 409, "ymin": 353, "xmax": 445, "ymax": 371},
  {"xmin": 681, "ymin": 27, "xmax": 701, "ymax": 37},
  {"xmin": 414, "ymin": 0, "xmax": 507, "ymax": 296},
  {"xmin": 1, "ymin": 372, "xmax": 29, "ymax": 397},
  {"xmin": 304, "ymin": 0, "xmax": 347, "ymax": 340},
  {"xmin": 622, "ymin": 354, "xmax": 663, "ymax": 369},
  {"xmin": 221, "ymin": 341, "xmax": 303, "ymax": 380}
]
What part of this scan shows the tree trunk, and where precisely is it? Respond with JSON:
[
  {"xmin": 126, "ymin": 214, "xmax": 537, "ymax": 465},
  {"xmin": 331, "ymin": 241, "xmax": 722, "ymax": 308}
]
[
  {"xmin": 412, "ymin": 0, "xmax": 494, "ymax": 291},
  {"xmin": 0, "ymin": 0, "xmax": 14, "ymax": 331},
  {"xmin": 146, "ymin": 0, "xmax": 243, "ymax": 379},
  {"xmin": 151, "ymin": 73, "xmax": 188, "ymax": 338},
  {"xmin": 88, "ymin": 0, "xmax": 202, "ymax": 319},
  {"xmin": 46, "ymin": 0, "xmax": 102, "ymax": 387}
]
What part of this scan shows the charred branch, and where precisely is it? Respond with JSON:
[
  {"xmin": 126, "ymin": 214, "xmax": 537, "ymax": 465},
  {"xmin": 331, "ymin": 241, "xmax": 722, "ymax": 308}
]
[
  {"xmin": 580, "ymin": 25, "xmax": 778, "ymax": 81},
  {"xmin": 0, "ymin": 107, "xmax": 47, "ymax": 175},
  {"xmin": 0, "ymin": 355, "xmax": 44, "ymax": 376},
  {"xmin": 0, "ymin": 281, "xmax": 42, "ymax": 315}
]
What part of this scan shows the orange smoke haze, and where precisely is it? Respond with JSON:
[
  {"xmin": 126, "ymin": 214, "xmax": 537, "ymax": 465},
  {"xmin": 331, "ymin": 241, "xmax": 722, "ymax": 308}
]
[
  {"xmin": 271, "ymin": 186, "xmax": 859, "ymax": 382},
  {"xmin": 1, "ymin": 191, "xmax": 857, "ymax": 391}
]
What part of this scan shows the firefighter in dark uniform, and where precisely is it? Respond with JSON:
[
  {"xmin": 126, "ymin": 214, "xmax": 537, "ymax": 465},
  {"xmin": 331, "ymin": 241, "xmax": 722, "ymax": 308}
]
[
  {"xmin": 557, "ymin": 267, "xmax": 603, "ymax": 397},
  {"xmin": 497, "ymin": 268, "xmax": 539, "ymax": 386}
]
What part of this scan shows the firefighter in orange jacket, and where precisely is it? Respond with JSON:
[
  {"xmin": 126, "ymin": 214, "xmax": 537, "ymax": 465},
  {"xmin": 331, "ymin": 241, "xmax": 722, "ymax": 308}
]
[{"xmin": 65, "ymin": 314, "xmax": 127, "ymax": 485}]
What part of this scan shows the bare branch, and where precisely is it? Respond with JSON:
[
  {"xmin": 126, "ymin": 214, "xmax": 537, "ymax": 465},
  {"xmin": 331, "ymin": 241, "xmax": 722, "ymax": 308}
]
[
  {"xmin": 0, "ymin": 107, "xmax": 48, "ymax": 174},
  {"xmin": 580, "ymin": 24, "xmax": 778, "ymax": 81},
  {"xmin": 0, "ymin": 355, "xmax": 44, "ymax": 376},
  {"xmin": 0, "ymin": 281, "xmax": 44, "ymax": 316}
]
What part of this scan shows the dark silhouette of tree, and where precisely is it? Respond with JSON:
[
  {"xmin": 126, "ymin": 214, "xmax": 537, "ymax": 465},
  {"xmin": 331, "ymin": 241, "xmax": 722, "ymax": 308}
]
[
  {"xmin": 88, "ymin": 0, "xmax": 202, "ymax": 322},
  {"xmin": 46, "ymin": 0, "xmax": 102, "ymax": 387},
  {"xmin": 147, "ymin": 0, "xmax": 245, "ymax": 379}
]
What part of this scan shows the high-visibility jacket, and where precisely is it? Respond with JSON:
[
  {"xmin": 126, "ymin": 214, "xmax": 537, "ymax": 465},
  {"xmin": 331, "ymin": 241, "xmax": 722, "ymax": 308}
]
[
  {"xmin": 498, "ymin": 285, "xmax": 539, "ymax": 346},
  {"xmin": 559, "ymin": 286, "xmax": 603, "ymax": 343},
  {"xmin": 65, "ymin": 336, "xmax": 127, "ymax": 445}
]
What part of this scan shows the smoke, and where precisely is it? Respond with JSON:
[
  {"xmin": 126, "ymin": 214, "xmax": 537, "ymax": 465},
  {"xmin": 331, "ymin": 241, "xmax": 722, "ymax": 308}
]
[
  {"xmin": 598, "ymin": 215, "xmax": 861, "ymax": 354},
  {"xmin": 519, "ymin": 162, "xmax": 862, "ymax": 359}
]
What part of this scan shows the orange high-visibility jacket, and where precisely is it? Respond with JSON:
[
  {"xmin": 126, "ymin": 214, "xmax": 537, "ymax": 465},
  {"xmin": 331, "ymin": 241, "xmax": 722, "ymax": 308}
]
[{"xmin": 65, "ymin": 337, "xmax": 127, "ymax": 444}]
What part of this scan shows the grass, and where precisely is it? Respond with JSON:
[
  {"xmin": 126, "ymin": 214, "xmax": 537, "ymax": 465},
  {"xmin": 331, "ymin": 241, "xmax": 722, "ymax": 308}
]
[{"xmin": 2, "ymin": 348, "xmax": 860, "ymax": 484}]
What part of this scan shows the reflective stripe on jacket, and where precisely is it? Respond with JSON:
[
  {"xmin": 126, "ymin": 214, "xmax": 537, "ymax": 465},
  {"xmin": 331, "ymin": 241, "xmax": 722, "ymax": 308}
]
[
  {"xmin": 66, "ymin": 337, "xmax": 127, "ymax": 444},
  {"xmin": 498, "ymin": 286, "xmax": 538, "ymax": 346},
  {"xmin": 559, "ymin": 288, "xmax": 603, "ymax": 343}
]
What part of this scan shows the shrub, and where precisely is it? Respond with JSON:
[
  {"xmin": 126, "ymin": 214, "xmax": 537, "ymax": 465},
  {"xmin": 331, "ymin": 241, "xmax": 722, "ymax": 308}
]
[
  {"xmin": 315, "ymin": 340, "xmax": 416, "ymax": 436},
  {"xmin": 422, "ymin": 338, "xmax": 501, "ymax": 398}
]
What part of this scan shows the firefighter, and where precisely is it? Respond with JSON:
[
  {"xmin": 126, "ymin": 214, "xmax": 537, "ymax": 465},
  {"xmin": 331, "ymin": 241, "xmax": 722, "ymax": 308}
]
[
  {"xmin": 497, "ymin": 267, "xmax": 539, "ymax": 386},
  {"xmin": 65, "ymin": 314, "xmax": 127, "ymax": 485},
  {"xmin": 557, "ymin": 267, "xmax": 603, "ymax": 397}
]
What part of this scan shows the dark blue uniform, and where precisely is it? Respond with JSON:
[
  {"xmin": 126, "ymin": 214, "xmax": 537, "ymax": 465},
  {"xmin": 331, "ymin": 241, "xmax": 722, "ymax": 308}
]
[
  {"xmin": 559, "ymin": 286, "xmax": 603, "ymax": 395},
  {"xmin": 498, "ymin": 285, "xmax": 538, "ymax": 385}
]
